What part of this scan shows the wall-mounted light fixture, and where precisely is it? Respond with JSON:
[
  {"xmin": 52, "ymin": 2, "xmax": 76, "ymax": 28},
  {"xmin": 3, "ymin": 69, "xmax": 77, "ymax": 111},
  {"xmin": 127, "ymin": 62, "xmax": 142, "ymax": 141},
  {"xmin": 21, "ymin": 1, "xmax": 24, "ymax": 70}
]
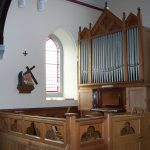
[
  {"xmin": 0, "ymin": 45, "xmax": 5, "ymax": 59},
  {"xmin": 18, "ymin": 0, "xmax": 26, "ymax": 8},
  {"xmin": 37, "ymin": 0, "xmax": 47, "ymax": 12},
  {"xmin": 18, "ymin": 0, "xmax": 47, "ymax": 11}
]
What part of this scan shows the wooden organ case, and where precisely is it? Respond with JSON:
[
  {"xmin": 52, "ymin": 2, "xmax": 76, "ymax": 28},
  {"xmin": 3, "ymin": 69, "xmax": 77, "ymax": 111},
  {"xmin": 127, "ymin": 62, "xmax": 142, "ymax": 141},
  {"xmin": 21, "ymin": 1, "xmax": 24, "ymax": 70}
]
[{"xmin": 78, "ymin": 5, "xmax": 150, "ymax": 113}]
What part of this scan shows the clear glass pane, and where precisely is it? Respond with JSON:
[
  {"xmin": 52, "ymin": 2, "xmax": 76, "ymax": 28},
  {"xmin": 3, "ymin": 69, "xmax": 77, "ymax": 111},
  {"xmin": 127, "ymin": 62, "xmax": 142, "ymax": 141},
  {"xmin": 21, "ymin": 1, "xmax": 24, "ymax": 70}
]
[{"xmin": 46, "ymin": 39, "xmax": 61, "ymax": 92}]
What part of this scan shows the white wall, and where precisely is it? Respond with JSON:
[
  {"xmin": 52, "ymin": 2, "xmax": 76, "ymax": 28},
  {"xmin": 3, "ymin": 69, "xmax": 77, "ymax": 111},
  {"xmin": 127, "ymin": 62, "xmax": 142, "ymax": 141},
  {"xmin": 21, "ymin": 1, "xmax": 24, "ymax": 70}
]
[
  {"xmin": 53, "ymin": 28, "xmax": 77, "ymax": 100},
  {"xmin": 0, "ymin": 0, "xmax": 100, "ymax": 109},
  {"xmin": 110, "ymin": 0, "xmax": 150, "ymax": 27}
]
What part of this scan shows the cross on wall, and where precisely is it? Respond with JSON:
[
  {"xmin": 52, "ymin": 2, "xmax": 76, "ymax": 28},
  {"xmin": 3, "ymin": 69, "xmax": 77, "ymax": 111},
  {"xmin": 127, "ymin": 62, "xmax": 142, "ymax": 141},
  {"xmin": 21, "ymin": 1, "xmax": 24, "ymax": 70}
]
[{"xmin": 23, "ymin": 51, "xmax": 28, "ymax": 56}]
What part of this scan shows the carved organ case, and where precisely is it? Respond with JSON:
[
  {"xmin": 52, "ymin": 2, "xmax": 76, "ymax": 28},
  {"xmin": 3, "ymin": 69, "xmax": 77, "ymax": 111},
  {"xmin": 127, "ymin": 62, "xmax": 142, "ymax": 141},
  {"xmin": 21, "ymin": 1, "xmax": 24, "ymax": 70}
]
[{"xmin": 78, "ymin": 6, "xmax": 150, "ymax": 111}]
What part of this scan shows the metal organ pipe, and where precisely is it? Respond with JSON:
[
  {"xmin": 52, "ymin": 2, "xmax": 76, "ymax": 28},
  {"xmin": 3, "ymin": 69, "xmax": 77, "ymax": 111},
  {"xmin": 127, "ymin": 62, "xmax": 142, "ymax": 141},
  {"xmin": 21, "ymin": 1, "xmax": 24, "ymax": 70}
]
[
  {"xmin": 127, "ymin": 29, "xmax": 131, "ymax": 80},
  {"xmin": 134, "ymin": 27, "xmax": 139, "ymax": 80},
  {"xmin": 118, "ymin": 31, "xmax": 124, "ymax": 82},
  {"xmin": 135, "ymin": 27, "xmax": 140, "ymax": 80},
  {"xmin": 92, "ymin": 39, "xmax": 95, "ymax": 83},
  {"xmin": 110, "ymin": 34, "xmax": 113, "ymax": 82},
  {"xmin": 80, "ymin": 40, "xmax": 88, "ymax": 84},
  {"xmin": 127, "ymin": 27, "xmax": 139, "ymax": 81},
  {"xmin": 96, "ymin": 38, "xmax": 99, "ymax": 83}
]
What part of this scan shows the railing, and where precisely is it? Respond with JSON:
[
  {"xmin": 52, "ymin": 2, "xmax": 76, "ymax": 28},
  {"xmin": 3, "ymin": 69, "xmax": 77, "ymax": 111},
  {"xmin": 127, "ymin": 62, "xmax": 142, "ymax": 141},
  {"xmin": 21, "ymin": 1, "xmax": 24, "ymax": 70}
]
[
  {"xmin": 65, "ymin": 113, "xmax": 108, "ymax": 150},
  {"xmin": 0, "ymin": 112, "xmax": 66, "ymax": 150},
  {"xmin": 0, "ymin": 112, "xmax": 108, "ymax": 150}
]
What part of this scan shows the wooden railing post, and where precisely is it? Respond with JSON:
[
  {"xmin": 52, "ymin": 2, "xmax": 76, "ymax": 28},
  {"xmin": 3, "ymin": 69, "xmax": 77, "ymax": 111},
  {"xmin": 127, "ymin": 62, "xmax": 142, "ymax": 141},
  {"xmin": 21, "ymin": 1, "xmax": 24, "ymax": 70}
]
[
  {"xmin": 105, "ymin": 113, "xmax": 113, "ymax": 150},
  {"xmin": 65, "ymin": 113, "xmax": 78, "ymax": 150}
]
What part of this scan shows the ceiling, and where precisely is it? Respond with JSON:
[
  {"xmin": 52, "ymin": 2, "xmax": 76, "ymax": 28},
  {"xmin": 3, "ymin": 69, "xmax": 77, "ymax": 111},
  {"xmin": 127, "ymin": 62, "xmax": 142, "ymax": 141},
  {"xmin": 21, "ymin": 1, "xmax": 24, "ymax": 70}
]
[{"xmin": 0, "ymin": 0, "xmax": 111, "ymax": 45}]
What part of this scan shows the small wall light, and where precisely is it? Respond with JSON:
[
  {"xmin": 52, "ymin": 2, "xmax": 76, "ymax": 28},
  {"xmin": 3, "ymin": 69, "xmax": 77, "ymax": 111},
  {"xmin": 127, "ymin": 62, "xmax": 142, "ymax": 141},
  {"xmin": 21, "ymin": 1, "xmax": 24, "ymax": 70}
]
[
  {"xmin": 18, "ymin": 0, "xmax": 26, "ymax": 8},
  {"xmin": 37, "ymin": 0, "xmax": 47, "ymax": 12},
  {"xmin": 0, "ymin": 44, "xmax": 5, "ymax": 59}
]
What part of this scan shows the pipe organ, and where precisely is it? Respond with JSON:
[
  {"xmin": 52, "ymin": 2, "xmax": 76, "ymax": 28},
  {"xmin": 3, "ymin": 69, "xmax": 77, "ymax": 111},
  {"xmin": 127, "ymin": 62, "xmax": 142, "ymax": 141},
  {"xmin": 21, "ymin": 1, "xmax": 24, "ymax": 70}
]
[
  {"xmin": 78, "ymin": 5, "xmax": 150, "ymax": 112},
  {"xmin": 78, "ymin": 6, "xmax": 149, "ymax": 85}
]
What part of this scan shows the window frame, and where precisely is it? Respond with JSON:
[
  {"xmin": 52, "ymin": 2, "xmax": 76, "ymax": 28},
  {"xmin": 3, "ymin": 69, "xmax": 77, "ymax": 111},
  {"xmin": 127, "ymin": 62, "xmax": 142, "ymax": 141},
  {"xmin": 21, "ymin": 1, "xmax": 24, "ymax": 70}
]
[{"xmin": 46, "ymin": 34, "xmax": 63, "ymax": 98}]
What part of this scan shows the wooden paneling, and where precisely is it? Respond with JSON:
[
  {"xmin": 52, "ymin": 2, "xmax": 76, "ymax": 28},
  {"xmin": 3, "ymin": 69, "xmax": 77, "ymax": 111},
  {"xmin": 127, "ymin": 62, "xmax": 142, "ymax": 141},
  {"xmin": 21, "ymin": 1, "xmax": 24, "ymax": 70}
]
[
  {"xmin": 126, "ymin": 87, "xmax": 149, "ymax": 112},
  {"xmin": 112, "ymin": 115, "xmax": 142, "ymax": 150},
  {"xmin": 143, "ymin": 28, "xmax": 150, "ymax": 82},
  {"xmin": 142, "ymin": 113, "xmax": 150, "ymax": 150},
  {"xmin": 78, "ymin": 89, "xmax": 93, "ymax": 110}
]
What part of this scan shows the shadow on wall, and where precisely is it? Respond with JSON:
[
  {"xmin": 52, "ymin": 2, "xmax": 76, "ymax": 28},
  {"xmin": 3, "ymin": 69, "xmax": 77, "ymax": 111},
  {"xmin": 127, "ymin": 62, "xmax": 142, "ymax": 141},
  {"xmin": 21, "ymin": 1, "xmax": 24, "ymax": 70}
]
[{"xmin": 53, "ymin": 28, "xmax": 77, "ymax": 51}]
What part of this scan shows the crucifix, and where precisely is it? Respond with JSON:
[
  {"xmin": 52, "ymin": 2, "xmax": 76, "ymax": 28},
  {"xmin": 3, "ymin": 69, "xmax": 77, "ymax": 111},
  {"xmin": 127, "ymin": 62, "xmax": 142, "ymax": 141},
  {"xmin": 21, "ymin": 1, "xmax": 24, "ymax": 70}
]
[
  {"xmin": 23, "ymin": 51, "xmax": 28, "ymax": 56},
  {"xmin": 23, "ymin": 66, "xmax": 38, "ymax": 85},
  {"xmin": 17, "ymin": 65, "xmax": 38, "ymax": 93}
]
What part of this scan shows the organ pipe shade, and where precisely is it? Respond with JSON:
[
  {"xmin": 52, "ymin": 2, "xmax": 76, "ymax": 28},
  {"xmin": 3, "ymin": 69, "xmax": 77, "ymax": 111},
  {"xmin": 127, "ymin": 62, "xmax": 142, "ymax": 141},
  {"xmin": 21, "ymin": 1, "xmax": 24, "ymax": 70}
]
[
  {"xmin": 18, "ymin": 0, "xmax": 26, "ymax": 8},
  {"xmin": 92, "ymin": 31, "xmax": 124, "ymax": 83}
]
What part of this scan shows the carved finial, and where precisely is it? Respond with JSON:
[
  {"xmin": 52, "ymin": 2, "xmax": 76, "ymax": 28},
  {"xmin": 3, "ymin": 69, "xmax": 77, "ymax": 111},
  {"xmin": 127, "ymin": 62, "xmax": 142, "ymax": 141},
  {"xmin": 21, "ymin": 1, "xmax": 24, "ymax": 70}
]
[
  {"xmin": 122, "ymin": 12, "xmax": 126, "ymax": 21},
  {"xmin": 79, "ymin": 26, "xmax": 81, "ymax": 33},
  {"xmin": 89, "ymin": 23, "xmax": 92, "ymax": 30},
  {"xmin": 105, "ymin": 2, "xmax": 107, "ymax": 8},
  {"xmin": 105, "ymin": 2, "xmax": 109, "ymax": 10},
  {"xmin": 137, "ymin": 7, "xmax": 141, "ymax": 16}
]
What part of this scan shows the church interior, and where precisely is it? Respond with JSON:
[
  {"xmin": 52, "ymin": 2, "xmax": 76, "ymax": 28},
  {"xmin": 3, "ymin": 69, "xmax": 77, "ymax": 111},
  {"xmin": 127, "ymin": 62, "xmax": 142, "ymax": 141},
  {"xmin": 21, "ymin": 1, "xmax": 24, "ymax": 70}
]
[{"xmin": 0, "ymin": 0, "xmax": 150, "ymax": 149}]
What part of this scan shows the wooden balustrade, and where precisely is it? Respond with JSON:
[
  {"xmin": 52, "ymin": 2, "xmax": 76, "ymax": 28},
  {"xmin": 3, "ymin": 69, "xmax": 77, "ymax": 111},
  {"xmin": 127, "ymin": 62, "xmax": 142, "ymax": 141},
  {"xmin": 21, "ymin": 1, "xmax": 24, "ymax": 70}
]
[
  {"xmin": 0, "ymin": 112, "xmax": 67, "ymax": 150},
  {"xmin": 0, "ymin": 111, "xmax": 108, "ymax": 150},
  {"xmin": 1, "ymin": 111, "xmax": 150, "ymax": 150}
]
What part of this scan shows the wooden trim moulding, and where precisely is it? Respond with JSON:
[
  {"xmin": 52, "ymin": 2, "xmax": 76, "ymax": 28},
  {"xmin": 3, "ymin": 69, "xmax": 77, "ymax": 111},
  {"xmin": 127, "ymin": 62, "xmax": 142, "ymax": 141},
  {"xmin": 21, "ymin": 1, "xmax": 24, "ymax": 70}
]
[
  {"xmin": 78, "ymin": 81, "xmax": 150, "ymax": 89},
  {"xmin": 0, "ymin": 106, "xmax": 78, "ymax": 114},
  {"xmin": 66, "ymin": 0, "xmax": 104, "ymax": 11}
]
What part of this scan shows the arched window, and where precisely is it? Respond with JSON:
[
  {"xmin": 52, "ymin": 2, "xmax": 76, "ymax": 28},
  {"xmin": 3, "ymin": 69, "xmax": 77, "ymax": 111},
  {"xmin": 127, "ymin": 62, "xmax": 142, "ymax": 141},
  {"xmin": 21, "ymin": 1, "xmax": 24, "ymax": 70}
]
[{"xmin": 45, "ymin": 35, "xmax": 63, "ymax": 97}]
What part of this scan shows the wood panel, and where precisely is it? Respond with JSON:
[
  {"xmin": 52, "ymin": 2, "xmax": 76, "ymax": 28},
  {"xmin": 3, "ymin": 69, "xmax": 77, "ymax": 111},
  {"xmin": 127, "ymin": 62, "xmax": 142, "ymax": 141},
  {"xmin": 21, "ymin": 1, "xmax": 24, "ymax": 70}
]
[
  {"xmin": 112, "ymin": 115, "xmax": 142, "ymax": 150},
  {"xmin": 126, "ymin": 87, "xmax": 148, "ymax": 112},
  {"xmin": 143, "ymin": 28, "xmax": 150, "ymax": 82},
  {"xmin": 78, "ymin": 89, "xmax": 93, "ymax": 110},
  {"xmin": 76, "ymin": 116, "xmax": 107, "ymax": 150},
  {"xmin": 142, "ymin": 113, "xmax": 150, "ymax": 150},
  {"xmin": 114, "ymin": 141, "xmax": 141, "ymax": 150}
]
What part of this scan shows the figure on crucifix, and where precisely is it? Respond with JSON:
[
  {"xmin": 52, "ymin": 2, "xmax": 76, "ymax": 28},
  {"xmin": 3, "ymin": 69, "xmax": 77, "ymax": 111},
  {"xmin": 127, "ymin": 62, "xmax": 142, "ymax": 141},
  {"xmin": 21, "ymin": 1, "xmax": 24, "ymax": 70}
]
[
  {"xmin": 17, "ymin": 66, "xmax": 38, "ymax": 93},
  {"xmin": 23, "ymin": 72, "xmax": 33, "ymax": 85}
]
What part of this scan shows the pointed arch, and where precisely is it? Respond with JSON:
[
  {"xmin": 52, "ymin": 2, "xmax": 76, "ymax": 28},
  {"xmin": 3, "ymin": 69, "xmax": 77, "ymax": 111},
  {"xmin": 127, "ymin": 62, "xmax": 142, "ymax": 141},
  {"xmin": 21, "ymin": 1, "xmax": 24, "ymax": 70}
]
[{"xmin": 46, "ymin": 27, "xmax": 77, "ymax": 100}]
